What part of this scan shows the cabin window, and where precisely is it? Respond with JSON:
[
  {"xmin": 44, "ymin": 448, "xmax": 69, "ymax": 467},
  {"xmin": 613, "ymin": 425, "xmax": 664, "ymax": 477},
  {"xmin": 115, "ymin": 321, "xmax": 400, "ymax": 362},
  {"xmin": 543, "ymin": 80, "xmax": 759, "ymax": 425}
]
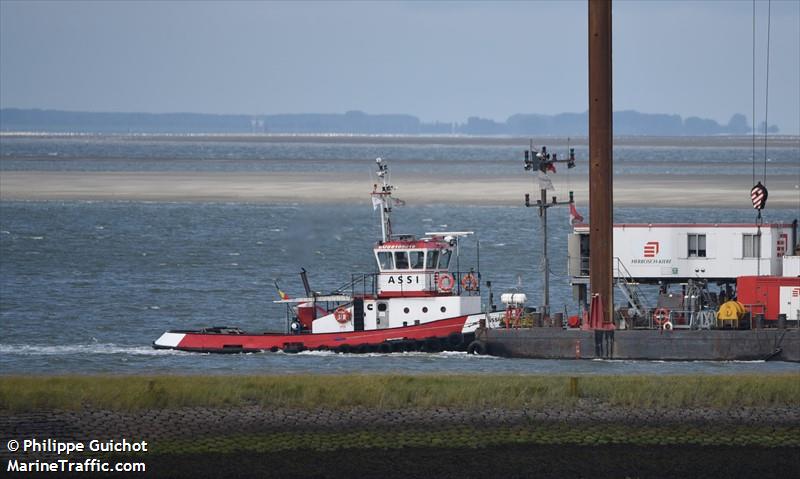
[
  {"xmin": 438, "ymin": 249, "xmax": 452, "ymax": 269},
  {"xmin": 394, "ymin": 251, "xmax": 409, "ymax": 269},
  {"xmin": 742, "ymin": 234, "xmax": 761, "ymax": 258},
  {"xmin": 688, "ymin": 234, "xmax": 706, "ymax": 257},
  {"xmin": 409, "ymin": 250, "xmax": 425, "ymax": 269},
  {"xmin": 377, "ymin": 252, "xmax": 394, "ymax": 270},
  {"xmin": 426, "ymin": 250, "xmax": 439, "ymax": 269}
]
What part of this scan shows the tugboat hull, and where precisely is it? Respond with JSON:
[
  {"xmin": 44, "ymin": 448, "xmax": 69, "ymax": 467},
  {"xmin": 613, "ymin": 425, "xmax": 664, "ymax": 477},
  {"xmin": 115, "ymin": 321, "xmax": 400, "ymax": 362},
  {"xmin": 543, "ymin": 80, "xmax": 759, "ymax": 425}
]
[{"xmin": 154, "ymin": 315, "xmax": 473, "ymax": 353}]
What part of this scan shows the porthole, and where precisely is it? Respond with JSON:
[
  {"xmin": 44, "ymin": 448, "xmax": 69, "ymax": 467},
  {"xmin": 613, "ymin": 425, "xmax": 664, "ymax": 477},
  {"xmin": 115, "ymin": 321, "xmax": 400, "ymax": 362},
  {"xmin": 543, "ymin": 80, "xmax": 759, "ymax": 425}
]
[
  {"xmin": 403, "ymin": 307, "xmax": 410, "ymax": 314},
  {"xmin": 440, "ymin": 306, "xmax": 446, "ymax": 313},
  {"xmin": 377, "ymin": 303, "xmax": 387, "ymax": 312},
  {"xmin": 422, "ymin": 307, "xmax": 428, "ymax": 313}
]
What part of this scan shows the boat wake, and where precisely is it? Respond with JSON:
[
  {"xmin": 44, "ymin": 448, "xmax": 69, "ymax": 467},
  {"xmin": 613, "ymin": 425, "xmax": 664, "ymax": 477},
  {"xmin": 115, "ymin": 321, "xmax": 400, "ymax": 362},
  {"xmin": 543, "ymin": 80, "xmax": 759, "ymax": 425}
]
[
  {"xmin": 293, "ymin": 350, "xmax": 500, "ymax": 360},
  {"xmin": 0, "ymin": 343, "xmax": 188, "ymax": 356},
  {"xmin": 0, "ymin": 344, "xmax": 499, "ymax": 360}
]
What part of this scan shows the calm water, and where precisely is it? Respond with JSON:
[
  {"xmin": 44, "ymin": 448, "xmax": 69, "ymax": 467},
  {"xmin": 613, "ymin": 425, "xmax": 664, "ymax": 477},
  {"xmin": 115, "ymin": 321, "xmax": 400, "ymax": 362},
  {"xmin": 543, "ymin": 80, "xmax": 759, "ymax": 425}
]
[{"xmin": 1, "ymin": 137, "xmax": 798, "ymax": 374}]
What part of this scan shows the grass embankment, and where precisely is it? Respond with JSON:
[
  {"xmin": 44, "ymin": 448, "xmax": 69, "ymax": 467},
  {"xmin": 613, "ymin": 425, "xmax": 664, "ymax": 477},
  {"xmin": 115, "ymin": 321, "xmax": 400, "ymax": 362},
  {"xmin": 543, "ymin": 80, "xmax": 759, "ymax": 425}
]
[{"xmin": 1, "ymin": 374, "xmax": 798, "ymax": 412}]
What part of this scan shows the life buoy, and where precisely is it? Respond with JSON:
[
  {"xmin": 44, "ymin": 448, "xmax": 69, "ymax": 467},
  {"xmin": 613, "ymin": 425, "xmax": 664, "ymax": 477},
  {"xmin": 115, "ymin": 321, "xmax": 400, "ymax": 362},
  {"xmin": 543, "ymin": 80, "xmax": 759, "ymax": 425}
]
[
  {"xmin": 663, "ymin": 321, "xmax": 673, "ymax": 331},
  {"xmin": 334, "ymin": 307, "xmax": 351, "ymax": 324},
  {"xmin": 567, "ymin": 315, "xmax": 581, "ymax": 328},
  {"xmin": 461, "ymin": 273, "xmax": 479, "ymax": 291},
  {"xmin": 653, "ymin": 307, "xmax": 670, "ymax": 327},
  {"xmin": 436, "ymin": 273, "xmax": 455, "ymax": 293}
]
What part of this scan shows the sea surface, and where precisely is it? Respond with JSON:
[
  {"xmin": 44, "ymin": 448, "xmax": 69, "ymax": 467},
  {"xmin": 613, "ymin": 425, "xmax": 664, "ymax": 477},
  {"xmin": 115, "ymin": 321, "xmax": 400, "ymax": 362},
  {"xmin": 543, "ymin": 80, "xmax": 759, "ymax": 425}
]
[
  {"xmin": 2, "ymin": 135, "xmax": 800, "ymax": 177},
  {"xmin": 1, "ymin": 136, "xmax": 798, "ymax": 375}
]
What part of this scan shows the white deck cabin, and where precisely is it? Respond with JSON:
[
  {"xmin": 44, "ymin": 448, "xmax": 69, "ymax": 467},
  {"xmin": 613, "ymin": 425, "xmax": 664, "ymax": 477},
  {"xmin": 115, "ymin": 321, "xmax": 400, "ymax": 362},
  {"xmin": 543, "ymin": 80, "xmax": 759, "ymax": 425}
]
[
  {"xmin": 311, "ymin": 233, "xmax": 481, "ymax": 334},
  {"xmin": 568, "ymin": 222, "xmax": 798, "ymax": 284}
]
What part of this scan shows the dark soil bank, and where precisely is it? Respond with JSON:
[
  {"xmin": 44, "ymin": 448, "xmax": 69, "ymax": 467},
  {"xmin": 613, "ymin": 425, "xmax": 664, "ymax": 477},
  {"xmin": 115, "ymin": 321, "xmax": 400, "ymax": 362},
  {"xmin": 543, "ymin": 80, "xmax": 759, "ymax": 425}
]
[
  {"xmin": 142, "ymin": 445, "xmax": 800, "ymax": 479},
  {"xmin": 4, "ymin": 404, "xmax": 798, "ymax": 478}
]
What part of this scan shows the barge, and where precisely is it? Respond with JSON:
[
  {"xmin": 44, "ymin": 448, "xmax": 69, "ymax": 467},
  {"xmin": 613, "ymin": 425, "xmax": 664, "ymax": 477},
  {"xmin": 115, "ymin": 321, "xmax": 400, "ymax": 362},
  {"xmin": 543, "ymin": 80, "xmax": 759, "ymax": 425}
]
[{"xmin": 483, "ymin": 195, "xmax": 800, "ymax": 362}]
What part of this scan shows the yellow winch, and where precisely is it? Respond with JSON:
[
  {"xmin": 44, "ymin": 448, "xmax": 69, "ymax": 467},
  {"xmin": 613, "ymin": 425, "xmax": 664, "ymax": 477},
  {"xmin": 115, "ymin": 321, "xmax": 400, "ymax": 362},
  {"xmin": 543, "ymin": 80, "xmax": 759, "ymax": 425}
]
[{"xmin": 717, "ymin": 300, "xmax": 745, "ymax": 321}]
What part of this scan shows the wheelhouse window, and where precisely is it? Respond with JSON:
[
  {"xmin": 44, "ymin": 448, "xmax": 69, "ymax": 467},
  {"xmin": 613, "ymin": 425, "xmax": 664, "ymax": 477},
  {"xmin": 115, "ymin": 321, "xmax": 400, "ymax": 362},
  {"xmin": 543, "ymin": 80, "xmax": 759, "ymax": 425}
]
[
  {"xmin": 409, "ymin": 250, "xmax": 425, "ymax": 269},
  {"xmin": 742, "ymin": 234, "xmax": 761, "ymax": 258},
  {"xmin": 688, "ymin": 234, "xmax": 706, "ymax": 258},
  {"xmin": 438, "ymin": 249, "xmax": 452, "ymax": 269},
  {"xmin": 425, "ymin": 250, "xmax": 439, "ymax": 269},
  {"xmin": 394, "ymin": 251, "xmax": 409, "ymax": 269},
  {"xmin": 377, "ymin": 251, "xmax": 393, "ymax": 271}
]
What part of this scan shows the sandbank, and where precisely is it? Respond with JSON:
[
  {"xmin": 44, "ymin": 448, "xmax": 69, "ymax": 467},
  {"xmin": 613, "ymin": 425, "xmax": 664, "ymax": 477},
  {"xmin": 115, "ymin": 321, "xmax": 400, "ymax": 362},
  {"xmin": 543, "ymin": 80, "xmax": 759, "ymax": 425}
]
[{"xmin": 1, "ymin": 170, "xmax": 798, "ymax": 209}]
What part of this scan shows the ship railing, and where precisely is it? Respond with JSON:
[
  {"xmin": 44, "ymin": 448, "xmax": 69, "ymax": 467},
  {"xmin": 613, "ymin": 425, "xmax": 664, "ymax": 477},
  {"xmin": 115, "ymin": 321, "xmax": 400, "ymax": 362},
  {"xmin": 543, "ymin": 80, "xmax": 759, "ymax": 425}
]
[
  {"xmin": 741, "ymin": 303, "xmax": 767, "ymax": 328},
  {"xmin": 665, "ymin": 309, "xmax": 691, "ymax": 329},
  {"xmin": 333, "ymin": 273, "xmax": 378, "ymax": 298},
  {"xmin": 690, "ymin": 310, "xmax": 716, "ymax": 330},
  {"xmin": 450, "ymin": 270, "xmax": 482, "ymax": 296},
  {"xmin": 646, "ymin": 309, "xmax": 700, "ymax": 330},
  {"xmin": 613, "ymin": 257, "xmax": 650, "ymax": 318}
]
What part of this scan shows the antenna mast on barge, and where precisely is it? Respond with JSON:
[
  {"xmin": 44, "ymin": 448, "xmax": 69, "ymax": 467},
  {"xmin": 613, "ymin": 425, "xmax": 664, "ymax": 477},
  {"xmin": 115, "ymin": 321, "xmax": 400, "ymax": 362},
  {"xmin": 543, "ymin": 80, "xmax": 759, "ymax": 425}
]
[{"xmin": 523, "ymin": 143, "xmax": 577, "ymax": 318}]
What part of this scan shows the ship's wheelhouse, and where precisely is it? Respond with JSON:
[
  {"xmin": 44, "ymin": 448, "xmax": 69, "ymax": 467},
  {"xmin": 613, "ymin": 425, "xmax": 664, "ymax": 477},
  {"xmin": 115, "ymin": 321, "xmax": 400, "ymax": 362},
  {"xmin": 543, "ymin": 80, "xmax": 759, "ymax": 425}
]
[
  {"xmin": 372, "ymin": 236, "xmax": 458, "ymax": 298},
  {"xmin": 374, "ymin": 242, "xmax": 452, "ymax": 272}
]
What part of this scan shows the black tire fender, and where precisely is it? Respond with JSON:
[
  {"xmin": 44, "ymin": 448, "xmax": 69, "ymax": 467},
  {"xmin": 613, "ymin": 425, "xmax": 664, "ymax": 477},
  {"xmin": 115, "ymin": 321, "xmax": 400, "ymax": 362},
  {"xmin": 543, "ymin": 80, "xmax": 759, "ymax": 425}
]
[
  {"xmin": 467, "ymin": 340, "xmax": 488, "ymax": 355},
  {"xmin": 447, "ymin": 332, "xmax": 464, "ymax": 349},
  {"xmin": 422, "ymin": 338, "xmax": 442, "ymax": 353}
]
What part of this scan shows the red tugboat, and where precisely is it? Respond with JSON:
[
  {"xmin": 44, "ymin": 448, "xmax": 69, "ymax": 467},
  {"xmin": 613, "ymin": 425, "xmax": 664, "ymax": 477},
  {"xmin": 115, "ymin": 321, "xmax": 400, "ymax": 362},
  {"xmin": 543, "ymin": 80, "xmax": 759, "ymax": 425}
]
[{"xmin": 153, "ymin": 158, "xmax": 496, "ymax": 353}]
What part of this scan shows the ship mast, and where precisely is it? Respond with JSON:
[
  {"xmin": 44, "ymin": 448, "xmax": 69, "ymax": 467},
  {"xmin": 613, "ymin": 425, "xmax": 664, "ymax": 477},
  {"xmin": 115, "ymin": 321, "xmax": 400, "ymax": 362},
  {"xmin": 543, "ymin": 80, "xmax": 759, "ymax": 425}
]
[{"xmin": 372, "ymin": 157, "xmax": 394, "ymax": 243}]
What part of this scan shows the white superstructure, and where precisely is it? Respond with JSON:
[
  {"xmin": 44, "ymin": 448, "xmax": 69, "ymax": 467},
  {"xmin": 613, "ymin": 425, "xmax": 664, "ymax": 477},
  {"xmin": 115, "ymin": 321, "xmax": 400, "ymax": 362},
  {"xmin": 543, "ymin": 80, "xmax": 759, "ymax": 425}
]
[{"xmin": 569, "ymin": 222, "xmax": 797, "ymax": 283}]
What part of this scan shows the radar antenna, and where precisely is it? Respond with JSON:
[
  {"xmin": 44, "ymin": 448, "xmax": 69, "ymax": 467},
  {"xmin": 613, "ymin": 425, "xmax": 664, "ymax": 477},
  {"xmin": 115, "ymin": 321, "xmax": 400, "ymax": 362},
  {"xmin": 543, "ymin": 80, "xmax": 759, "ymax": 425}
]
[{"xmin": 371, "ymin": 158, "xmax": 394, "ymax": 242}]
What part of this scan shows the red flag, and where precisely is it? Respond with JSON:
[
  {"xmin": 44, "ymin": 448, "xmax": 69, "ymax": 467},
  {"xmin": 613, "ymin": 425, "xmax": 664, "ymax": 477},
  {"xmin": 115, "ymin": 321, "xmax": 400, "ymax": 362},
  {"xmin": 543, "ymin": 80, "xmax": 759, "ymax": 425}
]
[
  {"xmin": 569, "ymin": 203, "xmax": 584, "ymax": 225},
  {"xmin": 275, "ymin": 281, "xmax": 290, "ymax": 300}
]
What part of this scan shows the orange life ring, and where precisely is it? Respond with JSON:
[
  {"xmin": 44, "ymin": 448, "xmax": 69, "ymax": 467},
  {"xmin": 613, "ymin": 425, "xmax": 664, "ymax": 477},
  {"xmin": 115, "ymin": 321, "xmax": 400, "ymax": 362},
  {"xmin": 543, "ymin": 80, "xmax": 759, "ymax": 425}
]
[
  {"xmin": 334, "ymin": 307, "xmax": 351, "ymax": 324},
  {"xmin": 567, "ymin": 315, "xmax": 581, "ymax": 328},
  {"xmin": 436, "ymin": 273, "xmax": 455, "ymax": 293},
  {"xmin": 461, "ymin": 273, "xmax": 479, "ymax": 291},
  {"xmin": 653, "ymin": 307, "xmax": 670, "ymax": 327}
]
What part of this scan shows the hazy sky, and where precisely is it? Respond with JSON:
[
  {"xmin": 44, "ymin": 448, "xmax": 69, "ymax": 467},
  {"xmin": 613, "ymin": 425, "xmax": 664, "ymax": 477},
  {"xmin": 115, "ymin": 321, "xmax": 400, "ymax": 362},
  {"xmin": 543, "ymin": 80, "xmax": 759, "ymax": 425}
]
[{"xmin": 1, "ymin": 0, "xmax": 799, "ymax": 133}]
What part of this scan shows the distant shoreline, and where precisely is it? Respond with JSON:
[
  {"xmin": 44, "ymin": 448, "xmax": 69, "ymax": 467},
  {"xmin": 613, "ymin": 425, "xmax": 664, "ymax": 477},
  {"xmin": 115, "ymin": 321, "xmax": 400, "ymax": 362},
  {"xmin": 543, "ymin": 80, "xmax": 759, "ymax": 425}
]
[{"xmin": 2, "ymin": 132, "xmax": 800, "ymax": 148}]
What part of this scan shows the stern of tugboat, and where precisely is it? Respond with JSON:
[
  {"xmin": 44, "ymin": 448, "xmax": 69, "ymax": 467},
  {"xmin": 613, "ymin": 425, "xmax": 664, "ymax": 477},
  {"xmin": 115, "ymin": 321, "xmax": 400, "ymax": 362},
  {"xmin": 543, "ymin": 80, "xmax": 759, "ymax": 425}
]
[{"xmin": 153, "ymin": 331, "xmax": 187, "ymax": 350}]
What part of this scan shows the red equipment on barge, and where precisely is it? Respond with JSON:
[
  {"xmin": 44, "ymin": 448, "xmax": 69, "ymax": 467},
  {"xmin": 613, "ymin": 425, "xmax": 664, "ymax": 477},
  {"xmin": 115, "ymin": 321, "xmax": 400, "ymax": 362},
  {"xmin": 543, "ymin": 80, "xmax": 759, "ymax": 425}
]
[
  {"xmin": 153, "ymin": 158, "xmax": 494, "ymax": 353},
  {"xmin": 736, "ymin": 275, "xmax": 800, "ymax": 324}
]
